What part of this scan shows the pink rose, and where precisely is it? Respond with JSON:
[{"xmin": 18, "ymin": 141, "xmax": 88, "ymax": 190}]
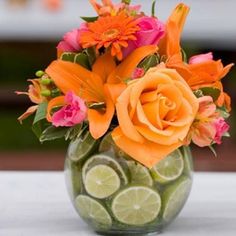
[
  {"xmin": 189, "ymin": 52, "xmax": 213, "ymax": 64},
  {"xmin": 123, "ymin": 16, "xmax": 165, "ymax": 58},
  {"xmin": 57, "ymin": 23, "xmax": 88, "ymax": 53},
  {"xmin": 52, "ymin": 92, "xmax": 87, "ymax": 127},
  {"xmin": 214, "ymin": 118, "xmax": 230, "ymax": 144}
]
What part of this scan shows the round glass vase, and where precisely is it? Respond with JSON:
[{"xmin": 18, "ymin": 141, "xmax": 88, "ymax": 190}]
[{"xmin": 65, "ymin": 131, "xmax": 193, "ymax": 235}]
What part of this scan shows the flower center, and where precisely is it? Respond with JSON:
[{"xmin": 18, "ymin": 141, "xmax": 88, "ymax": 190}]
[{"xmin": 102, "ymin": 29, "xmax": 120, "ymax": 40}]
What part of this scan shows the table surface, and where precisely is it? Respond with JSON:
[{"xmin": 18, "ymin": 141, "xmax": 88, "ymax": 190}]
[{"xmin": 1, "ymin": 172, "xmax": 236, "ymax": 236}]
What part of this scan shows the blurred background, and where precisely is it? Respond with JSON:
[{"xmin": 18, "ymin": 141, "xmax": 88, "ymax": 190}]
[{"xmin": 0, "ymin": 0, "xmax": 235, "ymax": 171}]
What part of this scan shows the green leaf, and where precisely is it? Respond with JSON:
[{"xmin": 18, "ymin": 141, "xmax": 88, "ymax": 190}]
[
  {"xmin": 209, "ymin": 145, "xmax": 217, "ymax": 157},
  {"xmin": 138, "ymin": 54, "xmax": 159, "ymax": 71},
  {"xmin": 223, "ymin": 132, "xmax": 230, "ymax": 138},
  {"xmin": 65, "ymin": 124, "xmax": 83, "ymax": 141},
  {"xmin": 152, "ymin": 0, "xmax": 157, "ymax": 17},
  {"xmin": 122, "ymin": 0, "xmax": 131, "ymax": 4},
  {"xmin": 181, "ymin": 48, "xmax": 187, "ymax": 63},
  {"xmin": 199, "ymin": 87, "xmax": 221, "ymax": 102},
  {"xmin": 85, "ymin": 47, "xmax": 97, "ymax": 67},
  {"xmin": 193, "ymin": 90, "xmax": 204, "ymax": 98},
  {"xmin": 81, "ymin": 16, "xmax": 98, "ymax": 22},
  {"xmin": 88, "ymin": 102, "xmax": 106, "ymax": 110},
  {"xmin": 33, "ymin": 102, "xmax": 47, "ymax": 124},
  {"xmin": 32, "ymin": 119, "xmax": 50, "ymax": 139},
  {"xmin": 216, "ymin": 107, "xmax": 230, "ymax": 119},
  {"xmin": 74, "ymin": 53, "xmax": 90, "ymax": 69},
  {"xmin": 60, "ymin": 52, "xmax": 76, "ymax": 62},
  {"xmin": 40, "ymin": 126, "xmax": 69, "ymax": 143}
]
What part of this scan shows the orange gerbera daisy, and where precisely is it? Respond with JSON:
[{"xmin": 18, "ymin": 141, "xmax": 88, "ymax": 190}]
[{"xmin": 80, "ymin": 13, "xmax": 139, "ymax": 60}]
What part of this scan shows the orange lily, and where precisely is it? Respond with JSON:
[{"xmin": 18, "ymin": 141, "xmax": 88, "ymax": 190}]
[
  {"xmin": 16, "ymin": 79, "xmax": 45, "ymax": 123},
  {"xmin": 46, "ymin": 45, "xmax": 157, "ymax": 139},
  {"xmin": 159, "ymin": 3, "xmax": 190, "ymax": 64}
]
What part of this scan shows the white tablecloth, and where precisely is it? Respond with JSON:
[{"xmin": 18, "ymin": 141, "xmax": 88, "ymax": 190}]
[{"xmin": 0, "ymin": 172, "xmax": 236, "ymax": 236}]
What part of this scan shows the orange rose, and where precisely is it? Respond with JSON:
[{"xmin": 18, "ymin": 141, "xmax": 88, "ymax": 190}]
[{"xmin": 112, "ymin": 68, "xmax": 199, "ymax": 168}]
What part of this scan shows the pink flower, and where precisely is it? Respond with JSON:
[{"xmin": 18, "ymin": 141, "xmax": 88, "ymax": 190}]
[
  {"xmin": 57, "ymin": 23, "xmax": 88, "ymax": 53},
  {"xmin": 132, "ymin": 68, "xmax": 145, "ymax": 79},
  {"xmin": 123, "ymin": 16, "xmax": 165, "ymax": 58},
  {"xmin": 214, "ymin": 118, "xmax": 230, "ymax": 144},
  {"xmin": 186, "ymin": 96, "xmax": 218, "ymax": 147},
  {"xmin": 52, "ymin": 92, "xmax": 87, "ymax": 127},
  {"xmin": 189, "ymin": 52, "xmax": 213, "ymax": 64}
]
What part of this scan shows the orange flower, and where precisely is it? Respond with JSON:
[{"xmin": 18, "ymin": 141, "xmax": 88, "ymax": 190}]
[
  {"xmin": 16, "ymin": 79, "xmax": 45, "ymax": 123},
  {"xmin": 159, "ymin": 3, "xmax": 189, "ymax": 63},
  {"xmin": 112, "ymin": 67, "xmax": 199, "ymax": 168},
  {"xmin": 80, "ymin": 13, "xmax": 139, "ymax": 60},
  {"xmin": 46, "ymin": 45, "xmax": 157, "ymax": 139}
]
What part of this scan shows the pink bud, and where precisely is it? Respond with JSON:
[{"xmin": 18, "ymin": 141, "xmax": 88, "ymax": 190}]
[
  {"xmin": 214, "ymin": 118, "xmax": 230, "ymax": 144},
  {"xmin": 189, "ymin": 52, "xmax": 213, "ymax": 64}
]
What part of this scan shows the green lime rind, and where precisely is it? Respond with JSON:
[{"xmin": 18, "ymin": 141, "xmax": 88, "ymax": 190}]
[
  {"xmin": 65, "ymin": 158, "xmax": 82, "ymax": 198},
  {"xmin": 151, "ymin": 149, "xmax": 184, "ymax": 184},
  {"xmin": 75, "ymin": 195, "xmax": 112, "ymax": 229},
  {"xmin": 82, "ymin": 154, "xmax": 129, "ymax": 185},
  {"xmin": 127, "ymin": 161, "xmax": 153, "ymax": 187},
  {"xmin": 84, "ymin": 164, "xmax": 121, "ymax": 199},
  {"xmin": 162, "ymin": 176, "xmax": 192, "ymax": 222},
  {"xmin": 181, "ymin": 146, "xmax": 194, "ymax": 176},
  {"xmin": 111, "ymin": 186, "xmax": 161, "ymax": 226},
  {"xmin": 68, "ymin": 131, "xmax": 98, "ymax": 162}
]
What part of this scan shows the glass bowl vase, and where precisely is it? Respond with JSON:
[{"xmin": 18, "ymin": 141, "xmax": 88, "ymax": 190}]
[{"xmin": 65, "ymin": 131, "xmax": 193, "ymax": 235}]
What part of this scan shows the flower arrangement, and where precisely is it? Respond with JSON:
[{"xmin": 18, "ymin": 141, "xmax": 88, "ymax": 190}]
[
  {"xmin": 16, "ymin": 0, "xmax": 234, "ymax": 233},
  {"xmin": 17, "ymin": 0, "xmax": 233, "ymax": 168}
]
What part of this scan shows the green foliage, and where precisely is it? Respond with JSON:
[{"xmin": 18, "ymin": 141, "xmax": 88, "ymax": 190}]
[
  {"xmin": 39, "ymin": 123, "xmax": 83, "ymax": 143},
  {"xmin": 60, "ymin": 52, "xmax": 76, "ymax": 62},
  {"xmin": 138, "ymin": 54, "xmax": 159, "ymax": 72},
  {"xmin": 74, "ymin": 53, "xmax": 90, "ymax": 69},
  {"xmin": 181, "ymin": 49, "xmax": 188, "ymax": 63},
  {"xmin": 32, "ymin": 103, "xmax": 50, "ymax": 139},
  {"xmin": 152, "ymin": 1, "xmax": 157, "ymax": 17},
  {"xmin": 217, "ymin": 106, "xmax": 230, "ymax": 119},
  {"xmin": 199, "ymin": 87, "xmax": 221, "ymax": 101},
  {"xmin": 40, "ymin": 126, "xmax": 69, "ymax": 143},
  {"xmin": 81, "ymin": 16, "xmax": 98, "ymax": 22},
  {"xmin": 60, "ymin": 52, "xmax": 92, "ymax": 69}
]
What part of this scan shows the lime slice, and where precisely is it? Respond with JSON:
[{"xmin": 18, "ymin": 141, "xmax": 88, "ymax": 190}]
[
  {"xmin": 162, "ymin": 177, "xmax": 192, "ymax": 222},
  {"xmin": 111, "ymin": 186, "xmax": 161, "ymax": 226},
  {"xmin": 75, "ymin": 195, "xmax": 112, "ymax": 228},
  {"xmin": 85, "ymin": 164, "xmax": 121, "ymax": 199},
  {"xmin": 151, "ymin": 149, "xmax": 184, "ymax": 184},
  {"xmin": 68, "ymin": 131, "xmax": 97, "ymax": 162},
  {"xmin": 82, "ymin": 154, "xmax": 128, "ymax": 185},
  {"xmin": 127, "ymin": 161, "xmax": 153, "ymax": 186}
]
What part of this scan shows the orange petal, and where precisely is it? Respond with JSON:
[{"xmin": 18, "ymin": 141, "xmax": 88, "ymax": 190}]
[
  {"xmin": 92, "ymin": 52, "xmax": 116, "ymax": 83},
  {"xmin": 112, "ymin": 127, "xmax": 182, "ymax": 168},
  {"xmin": 116, "ymin": 86, "xmax": 144, "ymax": 143},
  {"xmin": 88, "ymin": 84, "xmax": 115, "ymax": 139},
  {"xmin": 46, "ymin": 60, "xmax": 104, "ymax": 102},
  {"xmin": 46, "ymin": 96, "xmax": 65, "ymax": 122},
  {"xmin": 105, "ymin": 83, "xmax": 127, "ymax": 103},
  {"xmin": 18, "ymin": 105, "xmax": 38, "ymax": 124},
  {"xmin": 159, "ymin": 3, "xmax": 189, "ymax": 59},
  {"xmin": 220, "ymin": 63, "xmax": 234, "ymax": 79},
  {"xmin": 107, "ymin": 45, "xmax": 158, "ymax": 84}
]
